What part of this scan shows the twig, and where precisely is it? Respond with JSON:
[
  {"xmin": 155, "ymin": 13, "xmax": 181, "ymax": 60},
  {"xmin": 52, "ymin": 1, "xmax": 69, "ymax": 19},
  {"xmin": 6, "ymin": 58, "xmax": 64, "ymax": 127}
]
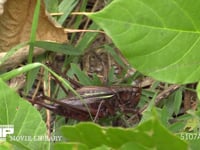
[{"xmin": 139, "ymin": 84, "xmax": 181, "ymax": 114}]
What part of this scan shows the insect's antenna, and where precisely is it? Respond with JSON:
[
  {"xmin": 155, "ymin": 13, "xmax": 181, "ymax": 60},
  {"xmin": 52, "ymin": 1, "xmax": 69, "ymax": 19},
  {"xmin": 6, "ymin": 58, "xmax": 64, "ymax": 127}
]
[
  {"xmin": 47, "ymin": 62, "xmax": 82, "ymax": 88},
  {"xmin": 28, "ymin": 98, "xmax": 57, "ymax": 112},
  {"xmin": 93, "ymin": 100, "xmax": 104, "ymax": 122}
]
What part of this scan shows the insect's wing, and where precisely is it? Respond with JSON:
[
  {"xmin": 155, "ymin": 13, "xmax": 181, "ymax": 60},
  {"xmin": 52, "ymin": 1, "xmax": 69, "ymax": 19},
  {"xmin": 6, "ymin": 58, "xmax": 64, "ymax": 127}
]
[
  {"xmin": 29, "ymin": 99, "xmax": 92, "ymax": 120},
  {"xmin": 60, "ymin": 94, "xmax": 114, "ymax": 106}
]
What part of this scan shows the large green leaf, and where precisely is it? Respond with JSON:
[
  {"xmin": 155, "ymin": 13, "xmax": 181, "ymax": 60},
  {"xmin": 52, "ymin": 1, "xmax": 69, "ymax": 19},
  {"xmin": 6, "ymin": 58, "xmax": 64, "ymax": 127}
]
[
  {"xmin": 88, "ymin": 0, "xmax": 200, "ymax": 84},
  {"xmin": 0, "ymin": 79, "xmax": 49, "ymax": 150},
  {"xmin": 53, "ymin": 142, "xmax": 88, "ymax": 150},
  {"xmin": 60, "ymin": 118, "xmax": 188, "ymax": 149}
]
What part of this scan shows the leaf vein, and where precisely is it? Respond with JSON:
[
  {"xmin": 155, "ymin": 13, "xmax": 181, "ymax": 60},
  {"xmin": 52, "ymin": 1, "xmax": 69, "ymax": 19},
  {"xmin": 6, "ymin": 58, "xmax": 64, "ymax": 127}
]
[
  {"xmin": 136, "ymin": 0, "xmax": 166, "ymax": 27},
  {"xmin": 138, "ymin": 32, "xmax": 180, "ymax": 57},
  {"xmin": 171, "ymin": 0, "xmax": 197, "ymax": 30},
  {"xmin": 150, "ymin": 36, "xmax": 200, "ymax": 73}
]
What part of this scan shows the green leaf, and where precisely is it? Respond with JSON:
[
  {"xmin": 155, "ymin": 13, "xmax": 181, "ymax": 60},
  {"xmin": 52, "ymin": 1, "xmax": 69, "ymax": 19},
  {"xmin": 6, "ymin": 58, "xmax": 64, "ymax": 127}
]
[
  {"xmin": 0, "ymin": 79, "xmax": 49, "ymax": 149},
  {"xmin": 30, "ymin": 0, "xmax": 40, "ymax": 44},
  {"xmin": 68, "ymin": 63, "xmax": 92, "ymax": 85},
  {"xmin": 58, "ymin": 0, "xmax": 78, "ymax": 25},
  {"xmin": 160, "ymin": 106, "xmax": 170, "ymax": 127},
  {"xmin": 187, "ymin": 138, "xmax": 200, "ymax": 150},
  {"xmin": 120, "ymin": 142, "xmax": 149, "ymax": 150},
  {"xmin": 26, "ymin": 0, "xmax": 41, "ymax": 94},
  {"xmin": 105, "ymin": 45, "xmax": 126, "ymax": 68},
  {"xmin": 33, "ymin": 41, "xmax": 81, "ymax": 55},
  {"xmin": 0, "ymin": 62, "xmax": 80, "ymax": 103},
  {"xmin": 76, "ymin": 23, "xmax": 100, "ymax": 52},
  {"xmin": 91, "ymin": 145, "xmax": 111, "ymax": 150},
  {"xmin": 169, "ymin": 121, "xmax": 186, "ymax": 133},
  {"xmin": 173, "ymin": 88, "xmax": 183, "ymax": 115},
  {"xmin": 88, "ymin": 0, "xmax": 200, "ymax": 84},
  {"xmin": 70, "ymin": 0, "xmax": 89, "ymax": 42},
  {"xmin": 60, "ymin": 118, "xmax": 188, "ymax": 149},
  {"xmin": 28, "ymin": 0, "xmax": 40, "ymax": 63},
  {"xmin": 45, "ymin": 0, "xmax": 59, "ymax": 12},
  {"xmin": 0, "ymin": 142, "xmax": 14, "ymax": 150},
  {"xmin": 197, "ymin": 82, "xmax": 200, "ymax": 100},
  {"xmin": 107, "ymin": 67, "xmax": 115, "ymax": 85},
  {"xmin": 53, "ymin": 142, "xmax": 88, "ymax": 150},
  {"xmin": 25, "ymin": 67, "xmax": 40, "ymax": 94},
  {"xmin": 0, "ymin": 63, "xmax": 42, "ymax": 81}
]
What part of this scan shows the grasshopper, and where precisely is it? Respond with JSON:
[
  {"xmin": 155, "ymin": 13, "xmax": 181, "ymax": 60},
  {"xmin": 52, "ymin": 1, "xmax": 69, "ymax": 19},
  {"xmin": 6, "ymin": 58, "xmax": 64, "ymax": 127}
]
[{"xmin": 30, "ymin": 85, "xmax": 141, "ymax": 121}]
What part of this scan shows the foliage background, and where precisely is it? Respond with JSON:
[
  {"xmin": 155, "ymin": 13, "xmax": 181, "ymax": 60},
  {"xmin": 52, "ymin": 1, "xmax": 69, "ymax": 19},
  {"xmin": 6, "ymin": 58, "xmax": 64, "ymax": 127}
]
[{"xmin": 1, "ymin": 0, "xmax": 200, "ymax": 149}]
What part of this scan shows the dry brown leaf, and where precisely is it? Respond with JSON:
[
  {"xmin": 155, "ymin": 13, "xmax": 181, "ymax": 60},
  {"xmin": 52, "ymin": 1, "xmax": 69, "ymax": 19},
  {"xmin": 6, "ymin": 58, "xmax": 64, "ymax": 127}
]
[
  {"xmin": 0, "ymin": 46, "xmax": 45, "ymax": 70},
  {"xmin": 0, "ymin": 0, "xmax": 68, "ymax": 70},
  {"xmin": 0, "ymin": 0, "xmax": 67, "ymax": 52},
  {"xmin": 0, "ymin": 0, "xmax": 7, "ymax": 15}
]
